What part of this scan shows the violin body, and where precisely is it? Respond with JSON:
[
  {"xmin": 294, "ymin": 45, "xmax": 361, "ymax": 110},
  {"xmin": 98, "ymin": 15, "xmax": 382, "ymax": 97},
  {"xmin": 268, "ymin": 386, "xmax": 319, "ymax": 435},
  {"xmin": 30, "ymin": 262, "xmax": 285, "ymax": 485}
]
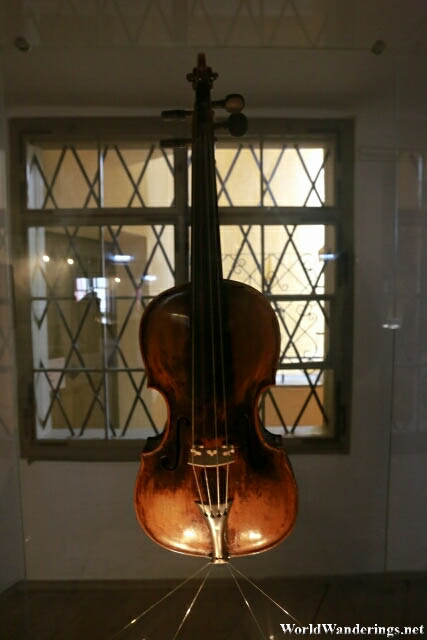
[{"xmin": 135, "ymin": 279, "xmax": 297, "ymax": 557}]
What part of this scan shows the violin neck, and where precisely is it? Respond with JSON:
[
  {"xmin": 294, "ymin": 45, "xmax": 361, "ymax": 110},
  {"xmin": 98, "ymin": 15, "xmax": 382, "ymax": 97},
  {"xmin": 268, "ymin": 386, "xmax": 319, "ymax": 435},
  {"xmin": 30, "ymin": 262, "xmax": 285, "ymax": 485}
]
[
  {"xmin": 191, "ymin": 81, "xmax": 223, "ymax": 290},
  {"xmin": 191, "ymin": 79, "xmax": 226, "ymax": 426}
]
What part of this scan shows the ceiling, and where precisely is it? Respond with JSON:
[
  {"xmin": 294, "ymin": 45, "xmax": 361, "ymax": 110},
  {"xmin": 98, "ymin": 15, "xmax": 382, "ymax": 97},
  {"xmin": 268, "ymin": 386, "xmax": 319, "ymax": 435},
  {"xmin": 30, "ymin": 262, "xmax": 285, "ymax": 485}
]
[{"xmin": 1, "ymin": 0, "xmax": 427, "ymax": 113}]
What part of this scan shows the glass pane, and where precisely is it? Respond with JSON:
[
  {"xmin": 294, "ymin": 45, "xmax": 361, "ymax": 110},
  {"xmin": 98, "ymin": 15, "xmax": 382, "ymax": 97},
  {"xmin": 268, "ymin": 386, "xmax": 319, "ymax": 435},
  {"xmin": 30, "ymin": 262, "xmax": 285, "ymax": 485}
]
[
  {"xmin": 27, "ymin": 143, "xmax": 100, "ymax": 209},
  {"xmin": 188, "ymin": 143, "xmax": 261, "ymax": 206},
  {"xmin": 34, "ymin": 370, "xmax": 106, "ymax": 439},
  {"xmin": 31, "ymin": 295, "xmax": 104, "ymax": 370},
  {"xmin": 220, "ymin": 224, "xmax": 336, "ymax": 295},
  {"xmin": 29, "ymin": 226, "xmax": 104, "ymax": 371},
  {"xmin": 107, "ymin": 372, "xmax": 167, "ymax": 439},
  {"xmin": 265, "ymin": 224, "xmax": 335, "ymax": 294},
  {"xmin": 26, "ymin": 142, "xmax": 174, "ymax": 209},
  {"xmin": 220, "ymin": 225, "xmax": 262, "ymax": 290},
  {"xmin": 273, "ymin": 299, "xmax": 329, "ymax": 365},
  {"xmin": 215, "ymin": 144, "xmax": 261, "ymax": 206},
  {"xmin": 263, "ymin": 144, "xmax": 329, "ymax": 207},
  {"xmin": 29, "ymin": 225, "xmax": 174, "ymax": 440},
  {"xmin": 189, "ymin": 141, "xmax": 332, "ymax": 207},
  {"xmin": 111, "ymin": 224, "xmax": 174, "ymax": 296},
  {"xmin": 103, "ymin": 144, "xmax": 174, "ymax": 207},
  {"xmin": 259, "ymin": 369, "xmax": 334, "ymax": 436}
]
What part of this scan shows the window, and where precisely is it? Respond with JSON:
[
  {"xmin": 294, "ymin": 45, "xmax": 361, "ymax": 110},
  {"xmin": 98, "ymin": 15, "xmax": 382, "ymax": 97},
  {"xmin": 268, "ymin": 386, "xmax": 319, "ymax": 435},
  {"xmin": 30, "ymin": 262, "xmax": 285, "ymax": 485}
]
[{"xmin": 10, "ymin": 118, "xmax": 353, "ymax": 460}]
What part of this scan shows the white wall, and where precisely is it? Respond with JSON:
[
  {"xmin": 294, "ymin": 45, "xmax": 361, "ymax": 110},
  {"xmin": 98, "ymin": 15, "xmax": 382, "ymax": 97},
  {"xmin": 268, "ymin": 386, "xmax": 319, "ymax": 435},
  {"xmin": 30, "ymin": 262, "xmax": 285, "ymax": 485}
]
[
  {"xmin": 0, "ymin": 57, "xmax": 25, "ymax": 590},
  {"xmin": 3, "ymin": 12, "xmax": 427, "ymax": 580}
]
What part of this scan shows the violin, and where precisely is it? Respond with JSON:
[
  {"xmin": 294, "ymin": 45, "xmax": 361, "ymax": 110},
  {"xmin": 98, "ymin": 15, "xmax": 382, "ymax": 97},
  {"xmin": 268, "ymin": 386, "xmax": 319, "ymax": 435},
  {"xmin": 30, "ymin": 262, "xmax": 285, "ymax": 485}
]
[{"xmin": 134, "ymin": 54, "xmax": 297, "ymax": 563}]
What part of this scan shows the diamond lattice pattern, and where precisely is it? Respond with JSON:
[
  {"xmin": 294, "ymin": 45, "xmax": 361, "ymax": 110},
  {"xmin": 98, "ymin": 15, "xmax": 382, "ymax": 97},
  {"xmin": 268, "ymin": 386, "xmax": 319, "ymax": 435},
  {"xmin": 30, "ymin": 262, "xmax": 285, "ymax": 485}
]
[
  {"xmin": 221, "ymin": 223, "xmax": 334, "ymax": 434},
  {"xmin": 30, "ymin": 225, "xmax": 174, "ymax": 439},
  {"xmin": 26, "ymin": 136, "xmax": 336, "ymax": 440},
  {"xmin": 189, "ymin": 141, "xmax": 332, "ymax": 207},
  {"xmin": 27, "ymin": 143, "xmax": 174, "ymax": 209}
]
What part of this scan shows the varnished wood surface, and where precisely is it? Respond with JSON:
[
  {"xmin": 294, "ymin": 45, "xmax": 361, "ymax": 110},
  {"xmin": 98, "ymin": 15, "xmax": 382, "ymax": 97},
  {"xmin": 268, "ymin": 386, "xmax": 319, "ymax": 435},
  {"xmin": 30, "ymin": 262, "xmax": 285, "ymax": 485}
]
[
  {"xmin": 1, "ymin": 574, "xmax": 425, "ymax": 639},
  {"xmin": 135, "ymin": 280, "xmax": 297, "ymax": 558}
]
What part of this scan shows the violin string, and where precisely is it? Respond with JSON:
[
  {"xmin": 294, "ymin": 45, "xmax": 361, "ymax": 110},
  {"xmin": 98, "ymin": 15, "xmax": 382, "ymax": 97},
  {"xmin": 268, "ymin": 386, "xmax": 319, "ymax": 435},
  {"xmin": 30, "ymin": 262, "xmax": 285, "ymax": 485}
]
[
  {"xmin": 208, "ymin": 120, "xmax": 231, "ymax": 509},
  {"xmin": 192, "ymin": 81, "xmax": 230, "ymax": 523},
  {"xmin": 199, "ymin": 118, "xmax": 221, "ymax": 519},
  {"xmin": 191, "ymin": 93, "xmax": 220, "ymax": 518},
  {"xmin": 229, "ymin": 563, "xmax": 304, "ymax": 625},
  {"xmin": 210, "ymin": 127, "xmax": 230, "ymax": 510},
  {"xmin": 227, "ymin": 564, "xmax": 268, "ymax": 640},
  {"xmin": 191, "ymin": 464, "xmax": 206, "ymax": 512},
  {"xmin": 214, "ymin": 220, "xmax": 229, "ymax": 458},
  {"xmin": 191, "ymin": 135, "xmax": 196, "ymax": 455},
  {"xmin": 191, "ymin": 323, "xmax": 195, "ymax": 452},
  {"xmin": 216, "ymin": 464, "xmax": 220, "ymax": 512},
  {"xmin": 107, "ymin": 562, "xmax": 211, "ymax": 640},
  {"xmin": 170, "ymin": 564, "xmax": 212, "ymax": 640},
  {"xmin": 204, "ymin": 466, "xmax": 213, "ymax": 514},
  {"xmin": 225, "ymin": 463, "xmax": 229, "ymax": 512},
  {"xmin": 205, "ymin": 126, "xmax": 220, "ymax": 473}
]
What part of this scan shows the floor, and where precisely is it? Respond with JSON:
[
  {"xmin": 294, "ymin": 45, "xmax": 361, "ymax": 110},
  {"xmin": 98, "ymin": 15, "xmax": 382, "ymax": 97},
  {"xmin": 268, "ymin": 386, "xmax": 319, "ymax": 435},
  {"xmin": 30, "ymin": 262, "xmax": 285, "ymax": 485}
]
[{"xmin": 1, "ymin": 568, "xmax": 425, "ymax": 639}]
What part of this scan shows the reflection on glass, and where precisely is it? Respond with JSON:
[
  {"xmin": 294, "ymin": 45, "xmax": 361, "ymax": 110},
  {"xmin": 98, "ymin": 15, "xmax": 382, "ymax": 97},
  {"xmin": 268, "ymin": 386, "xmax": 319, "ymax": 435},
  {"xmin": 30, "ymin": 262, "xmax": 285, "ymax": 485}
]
[{"xmin": 29, "ymin": 225, "xmax": 174, "ymax": 439}]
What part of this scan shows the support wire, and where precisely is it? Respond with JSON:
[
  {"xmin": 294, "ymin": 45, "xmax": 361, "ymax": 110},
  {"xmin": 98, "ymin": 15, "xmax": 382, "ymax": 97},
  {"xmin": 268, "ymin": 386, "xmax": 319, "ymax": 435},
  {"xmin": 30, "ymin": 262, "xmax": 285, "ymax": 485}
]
[
  {"xmin": 227, "ymin": 564, "xmax": 267, "ymax": 640},
  {"xmin": 108, "ymin": 562, "xmax": 211, "ymax": 640},
  {"xmin": 229, "ymin": 563, "xmax": 303, "ymax": 626},
  {"xmin": 171, "ymin": 564, "xmax": 212, "ymax": 639},
  {"xmin": 108, "ymin": 562, "xmax": 305, "ymax": 639}
]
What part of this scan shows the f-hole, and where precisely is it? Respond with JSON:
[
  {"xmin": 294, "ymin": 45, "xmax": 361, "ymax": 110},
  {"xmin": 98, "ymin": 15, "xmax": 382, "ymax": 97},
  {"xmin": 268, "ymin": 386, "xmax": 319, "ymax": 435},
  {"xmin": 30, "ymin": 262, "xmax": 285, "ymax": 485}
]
[{"xmin": 161, "ymin": 416, "xmax": 188, "ymax": 470}]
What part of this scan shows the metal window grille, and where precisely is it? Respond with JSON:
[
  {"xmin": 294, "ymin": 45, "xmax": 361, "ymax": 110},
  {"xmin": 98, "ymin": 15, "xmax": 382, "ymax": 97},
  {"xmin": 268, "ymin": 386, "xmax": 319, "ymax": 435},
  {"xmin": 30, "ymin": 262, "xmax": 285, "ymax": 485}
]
[{"xmin": 10, "ymin": 118, "xmax": 353, "ymax": 460}]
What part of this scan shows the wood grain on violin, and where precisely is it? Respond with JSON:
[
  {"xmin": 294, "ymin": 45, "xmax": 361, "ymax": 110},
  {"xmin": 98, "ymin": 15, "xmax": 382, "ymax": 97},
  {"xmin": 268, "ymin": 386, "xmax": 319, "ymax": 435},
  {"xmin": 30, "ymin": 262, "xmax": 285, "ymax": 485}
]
[{"xmin": 134, "ymin": 54, "xmax": 297, "ymax": 562}]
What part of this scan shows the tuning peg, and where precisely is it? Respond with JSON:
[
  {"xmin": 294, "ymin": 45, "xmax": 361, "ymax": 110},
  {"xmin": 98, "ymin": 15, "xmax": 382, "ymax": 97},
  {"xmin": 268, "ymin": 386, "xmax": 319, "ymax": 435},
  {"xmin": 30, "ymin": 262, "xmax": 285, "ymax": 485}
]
[
  {"xmin": 228, "ymin": 113, "xmax": 248, "ymax": 137},
  {"xmin": 160, "ymin": 138, "xmax": 192, "ymax": 148},
  {"xmin": 215, "ymin": 113, "xmax": 248, "ymax": 138},
  {"xmin": 161, "ymin": 110, "xmax": 192, "ymax": 121},
  {"xmin": 212, "ymin": 94, "xmax": 245, "ymax": 113}
]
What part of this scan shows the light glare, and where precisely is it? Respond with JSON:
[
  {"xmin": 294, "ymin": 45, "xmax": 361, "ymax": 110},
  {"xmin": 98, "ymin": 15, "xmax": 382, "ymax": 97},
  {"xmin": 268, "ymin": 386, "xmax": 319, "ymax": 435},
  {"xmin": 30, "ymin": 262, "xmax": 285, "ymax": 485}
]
[
  {"xmin": 183, "ymin": 528, "xmax": 196, "ymax": 540},
  {"xmin": 248, "ymin": 530, "xmax": 262, "ymax": 540},
  {"xmin": 111, "ymin": 254, "xmax": 133, "ymax": 263}
]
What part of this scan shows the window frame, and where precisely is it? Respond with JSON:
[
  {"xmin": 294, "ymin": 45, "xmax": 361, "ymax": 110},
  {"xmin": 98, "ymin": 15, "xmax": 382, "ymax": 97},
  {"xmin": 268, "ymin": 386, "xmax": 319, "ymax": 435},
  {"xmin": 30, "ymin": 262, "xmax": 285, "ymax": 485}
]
[{"xmin": 9, "ymin": 117, "xmax": 354, "ymax": 461}]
